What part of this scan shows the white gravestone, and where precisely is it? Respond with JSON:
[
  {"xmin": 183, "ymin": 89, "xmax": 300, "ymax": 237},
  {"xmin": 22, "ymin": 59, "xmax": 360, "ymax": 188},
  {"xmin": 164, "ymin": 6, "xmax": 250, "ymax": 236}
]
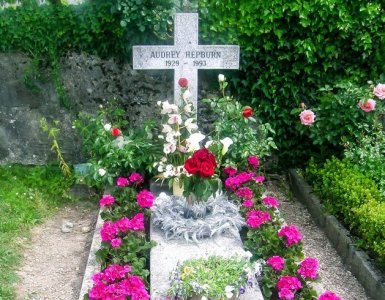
[{"xmin": 133, "ymin": 13, "xmax": 240, "ymax": 110}]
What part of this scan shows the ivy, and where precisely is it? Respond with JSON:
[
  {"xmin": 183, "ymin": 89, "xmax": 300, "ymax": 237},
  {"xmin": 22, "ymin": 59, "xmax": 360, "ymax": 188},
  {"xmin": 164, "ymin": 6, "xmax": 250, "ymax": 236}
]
[{"xmin": 199, "ymin": 0, "xmax": 385, "ymax": 166}]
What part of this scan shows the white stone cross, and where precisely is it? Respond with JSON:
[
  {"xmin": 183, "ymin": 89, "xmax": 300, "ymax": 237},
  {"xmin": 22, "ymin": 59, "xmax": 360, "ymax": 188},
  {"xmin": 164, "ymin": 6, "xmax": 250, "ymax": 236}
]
[{"xmin": 133, "ymin": 13, "xmax": 240, "ymax": 110}]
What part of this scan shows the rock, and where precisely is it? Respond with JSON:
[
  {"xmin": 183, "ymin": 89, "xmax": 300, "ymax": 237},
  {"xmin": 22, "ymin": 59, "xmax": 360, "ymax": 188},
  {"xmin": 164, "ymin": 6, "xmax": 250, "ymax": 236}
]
[
  {"xmin": 81, "ymin": 226, "xmax": 91, "ymax": 233},
  {"xmin": 61, "ymin": 221, "xmax": 74, "ymax": 233}
]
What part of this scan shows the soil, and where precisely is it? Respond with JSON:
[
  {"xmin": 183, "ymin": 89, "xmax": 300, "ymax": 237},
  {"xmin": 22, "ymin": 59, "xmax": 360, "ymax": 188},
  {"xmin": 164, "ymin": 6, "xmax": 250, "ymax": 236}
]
[{"xmin": 15, "ymin": 201, "xmax": 98, "ymax": 300}]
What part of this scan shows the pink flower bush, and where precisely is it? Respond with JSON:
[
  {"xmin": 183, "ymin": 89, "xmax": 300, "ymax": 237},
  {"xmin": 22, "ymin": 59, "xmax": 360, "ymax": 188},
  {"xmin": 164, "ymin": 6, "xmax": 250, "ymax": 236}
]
[
  {"xmin": 266, "ymin": 256, "xmax": 285, "ymax": 271},
  {"xmin": 358, "ymin": 99, "xmax": 376, "ymax": 112},
  {"xmin": 223, "ymin": 166, "xmax": 237, "ymax": 177},
  {"xmin": 373, "ymin": 83, "xmax": 385, "ymax": 99},
  {"xmin": 278, "ymin": 225, "xmax": 302, "ymax": 247},
  {"xmin": 299, "ymin": 109, "xmax": 316, "ymax": 125},
  {"xmin": 100, "ymin": 221, "xmax": 119, "ymax": 242},
  {"xmin": 116, "ymin": 177, "xmax": 129, "ymax": 187},
  {"xmin": 136, "ymin": 190, "xmax": 154, "ymax": 208},
  {"xmin": 247, "ymin": 155, "xmax": 259, "ymax": 168},
  {"xmin": 318, "ymin": 292, "xmax": 341, "ymax": 300},
  {"xmin": 262, "ymin": 196, "xmax": 280, "ymax": 209},
  {"xmin": 129, "ymin": 172, "xmax": 144, "ymax": 184},
  {"xmin": 277, "ymin": 275, "xmax": 302, "ymax": 300},
  {"xmin": 89, "ymin": 264, "xmax": 149, "ymax": 300},
  {"xmin": 242, "ymin": 199, "xmax": 254, "ymax": 208},
  {"xmin": 99, "ymin": 194, "xmax": 115, "ymax": 207},
  {"xmin": 225, "ymin": 172, "xmax": 255, "ymax": 190},
  {"xmin": 111, "ymin": 238, "xmax": 123, "ymax": 248},
  {"xmin": 297, "ymin": 257, "xmax": 319, "ymax": 279},
  {"xmin": 236, "ymin": 187, "xmax": 253, "ymax": 200},
  {"xmin": 246, "ymin": 210, "xmax": 271, "ymax": 228},
  {"xmin": 255, "ymin": 175, "xmax": 265, "ymax": 183},
  {"xmin": 100, "ymin": 213, "xmax": 145, "ymax": 243}
]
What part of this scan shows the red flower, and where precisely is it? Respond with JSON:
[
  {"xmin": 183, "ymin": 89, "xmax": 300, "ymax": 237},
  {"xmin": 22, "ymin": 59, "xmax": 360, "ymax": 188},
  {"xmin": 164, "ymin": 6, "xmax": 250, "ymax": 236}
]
[
  {"xmin": 111, "ymin": 127, "xmax": 121, "ymax": 137},
  {"xmin": 192, "ymin": 148, "xmax": 217, "ymax": 167},
  {"xmin": 242, "ymin": 107, "xmax": 253, "ymax": 118},
  {"xmin": 199, "ymin": 161, "xmax": 215, "ymax": 177},
  {"xmin": 184, "ymin": 157, "xmax": 199, "ymax": 174},
  {"xmin": 178, "ymin": 77, "xmax": 188, "ymax": 88}
]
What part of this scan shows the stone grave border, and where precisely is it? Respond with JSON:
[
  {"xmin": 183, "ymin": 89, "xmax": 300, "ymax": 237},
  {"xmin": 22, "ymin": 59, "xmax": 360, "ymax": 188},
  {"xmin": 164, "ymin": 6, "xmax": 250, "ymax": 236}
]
[{"xmin": 288, "ymin": 169, "xmax": 385, "ymax": 300}]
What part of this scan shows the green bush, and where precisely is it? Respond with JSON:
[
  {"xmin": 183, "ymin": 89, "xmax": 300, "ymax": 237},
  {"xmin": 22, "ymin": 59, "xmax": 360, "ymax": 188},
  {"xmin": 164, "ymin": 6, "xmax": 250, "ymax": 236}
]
[
  {"xmin": 199, "ymin": 0, "xmax": 385, "ymax": 166},
  {"xmin": 353, "ymin": 201, "xmax": 385, "ymax": 266},
  {"xmin": 306, "ymin": 157, "xmax": 381, "ymax": 226},
  {"xmin": 344, "ymin": 128, "xmax": 385, "ymax": 198}
]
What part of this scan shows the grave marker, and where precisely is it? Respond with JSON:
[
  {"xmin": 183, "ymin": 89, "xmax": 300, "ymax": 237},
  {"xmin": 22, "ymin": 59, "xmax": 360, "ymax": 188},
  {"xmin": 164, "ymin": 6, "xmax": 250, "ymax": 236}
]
[{"xmin": 133, "ymin": 13, "xmax": 240, "ymax": 110}]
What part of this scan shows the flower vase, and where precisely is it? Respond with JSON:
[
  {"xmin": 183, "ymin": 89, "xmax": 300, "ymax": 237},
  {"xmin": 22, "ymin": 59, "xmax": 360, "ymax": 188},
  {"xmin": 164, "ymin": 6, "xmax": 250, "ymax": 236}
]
[{"xmin": 172, "ymin": 180, "xmax": 184, "ymax": 197}]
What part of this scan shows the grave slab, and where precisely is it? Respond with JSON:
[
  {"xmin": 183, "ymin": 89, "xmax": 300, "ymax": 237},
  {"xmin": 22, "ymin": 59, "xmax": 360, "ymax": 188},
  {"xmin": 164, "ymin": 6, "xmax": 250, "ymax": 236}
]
[{"xmin": 150, "ymin": 193, "xmax": 264, "ymax": 300}]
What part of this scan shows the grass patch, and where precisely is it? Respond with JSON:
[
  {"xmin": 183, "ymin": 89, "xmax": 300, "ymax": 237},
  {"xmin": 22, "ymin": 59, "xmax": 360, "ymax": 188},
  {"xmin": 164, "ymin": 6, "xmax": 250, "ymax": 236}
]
[{"xmin": 0, "ymin": 164, "xmax": 75, "ymax": 299}]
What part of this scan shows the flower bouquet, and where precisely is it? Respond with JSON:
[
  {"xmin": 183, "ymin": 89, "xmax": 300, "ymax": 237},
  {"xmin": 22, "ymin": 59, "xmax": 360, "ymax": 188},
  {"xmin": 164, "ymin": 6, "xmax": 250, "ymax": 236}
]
[{"xmin": 154, "ymin": 78, "xmax": 205, "ymax": 193}]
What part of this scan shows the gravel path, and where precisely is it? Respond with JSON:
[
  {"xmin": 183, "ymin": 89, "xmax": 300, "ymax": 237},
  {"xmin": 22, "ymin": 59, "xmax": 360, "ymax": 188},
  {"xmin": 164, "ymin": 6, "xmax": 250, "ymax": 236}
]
[
  {"xmin": 266, "ymin": 176, "xmax": 369, "ymax": 300},
  {"xmin": 16, "ymin": 201, "xmax": 98, "ymax": 300}
]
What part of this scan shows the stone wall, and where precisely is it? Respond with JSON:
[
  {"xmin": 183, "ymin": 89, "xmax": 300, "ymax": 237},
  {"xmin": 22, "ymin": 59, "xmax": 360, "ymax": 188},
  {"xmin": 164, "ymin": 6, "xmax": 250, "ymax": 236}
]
[{"xmin": 0, "ymin": 52, "xmax": 173, "ymax": 165}]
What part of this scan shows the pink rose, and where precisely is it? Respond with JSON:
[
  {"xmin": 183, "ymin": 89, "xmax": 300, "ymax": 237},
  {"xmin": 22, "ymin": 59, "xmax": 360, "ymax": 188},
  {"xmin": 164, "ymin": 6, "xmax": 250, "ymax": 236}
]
[
  {"xmin": 299, "ymin": 109, "xmax": 315, "ymax": 125},
  {"xmin": 358, "ymin": 99, "xmax": 376, "ymax": 112},
  {"xmin": 373, "ymin": 83, "xmax": 385, "ymax": 99}
]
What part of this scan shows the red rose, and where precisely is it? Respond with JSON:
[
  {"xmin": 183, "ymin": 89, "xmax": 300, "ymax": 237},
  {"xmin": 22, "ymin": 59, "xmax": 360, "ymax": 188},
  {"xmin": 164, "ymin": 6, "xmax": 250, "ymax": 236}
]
[
  {"xmin": 199, "ymin": 161, "xmax": 215, "ymax": 177},
  {"xmin": 111, "ymin": 127, "xmax": 121, "ymax": 137},
  {"xmin": 242, "ymin": 107, "xmax": 253, "ymax": 118},
  {"xmin": 178, "ymin": 77, "xmax": 188, "ymax": 88},
  {"xmin": 184, "ymin": 157, "xmax": 199, "ymax": 174},
  {"xmin": 192, "ymin": 148, "xmax": 217, "ymax": 167}
]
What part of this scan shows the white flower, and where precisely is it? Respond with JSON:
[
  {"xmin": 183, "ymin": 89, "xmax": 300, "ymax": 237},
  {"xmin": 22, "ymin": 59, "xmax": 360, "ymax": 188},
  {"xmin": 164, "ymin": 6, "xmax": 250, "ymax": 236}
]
[
  {"xmin": 168, "ymin": 114, "xmax": 182, "ymax": 125},
  {"xmin": 225, "ymin": 286, "xmax": 234, "ymax": 299},
  {"xmin": 157, "ymin": 165, "xmax": 164, "ymax": 172},
  {"xmin": 103, "ymin": 123, "xmax": 111, "ymax": 131},
  {"xmin": 161, "ymin": 101, "xmax": 178, "ymax": 114},
  {"xmin": 162, "ymin": 124, "xmax": 173, "ymax": 133},
  {"xmin": 98, "ymin": 168, "xmax": 106, "ymax": 176},
  {"xmin": 201, "ymin": 297, "xmax": 208, "ymax": 300},
  {"xmin": 185, "ymin": 118, "xmax": 198, "ymax": 133},
  {"xmin": 161, "ymin": 157, "xmax": 167, "ymax": 163},
  {"xmin": 186, "ymin": 132, "xmax": 205, "ymax": 152},
  {"xmin": 218, "ymin": 74, "xmax": 225, "ymax": 82},
  {"xmin": 163, "ymin": 143, "xmax": 176, "ymax": 154},
  {"xmin": 205, "ymin": 140, "xmax": 213, "ymax": 148},
  {"xmin": 220, "ymin": 137, "xmax": 233, "ymax": 155},
  {"xmin": 166, "ymin": 132, "xmax": 176, "ymax": 143},
  {"xmin": 182, "ymin": 90, "xmax": 191, "ymax": 101},
  {"xmin": 184, "ymin": 103, "xmax": 192, "ymax": 113},
  {"xmin": 158, "ymin": 135, "xmax": 164, "ymax": 139},
  {"xmin": 157, "ymin": 101, "xmax": 162, "ymax": 106}
]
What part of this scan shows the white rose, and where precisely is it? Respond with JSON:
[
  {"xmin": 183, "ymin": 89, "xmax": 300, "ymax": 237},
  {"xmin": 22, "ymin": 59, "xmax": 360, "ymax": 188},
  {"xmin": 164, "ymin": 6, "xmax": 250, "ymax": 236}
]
[
  {"xmin": 218, "ymin": 74, "xmax": 225, "ymax": 82},
  {"xmin": 103, "ymin": 123, "xmax": 111, "ymax": 131},
  {"xmin": 182, "ymin": 90, "xmax": 191, "ymax": 101},
  {"xmin": 220, "ymin": 137, "xmax": 233, "ymax": 155},
  {"xmin": 98, "ymin": 168, "xmax": 106, "ymax": 176}
]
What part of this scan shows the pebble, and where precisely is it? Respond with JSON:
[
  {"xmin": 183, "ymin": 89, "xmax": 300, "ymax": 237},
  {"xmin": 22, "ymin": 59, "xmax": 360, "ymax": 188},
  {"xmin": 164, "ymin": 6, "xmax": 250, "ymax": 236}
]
[
  {"xmin": 81, "ymin": 226, "xmax": 91, "ymax": 233},
  {"xmin": 61, "ymin": 221, "xmax": 74, "ymax": 233}
]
